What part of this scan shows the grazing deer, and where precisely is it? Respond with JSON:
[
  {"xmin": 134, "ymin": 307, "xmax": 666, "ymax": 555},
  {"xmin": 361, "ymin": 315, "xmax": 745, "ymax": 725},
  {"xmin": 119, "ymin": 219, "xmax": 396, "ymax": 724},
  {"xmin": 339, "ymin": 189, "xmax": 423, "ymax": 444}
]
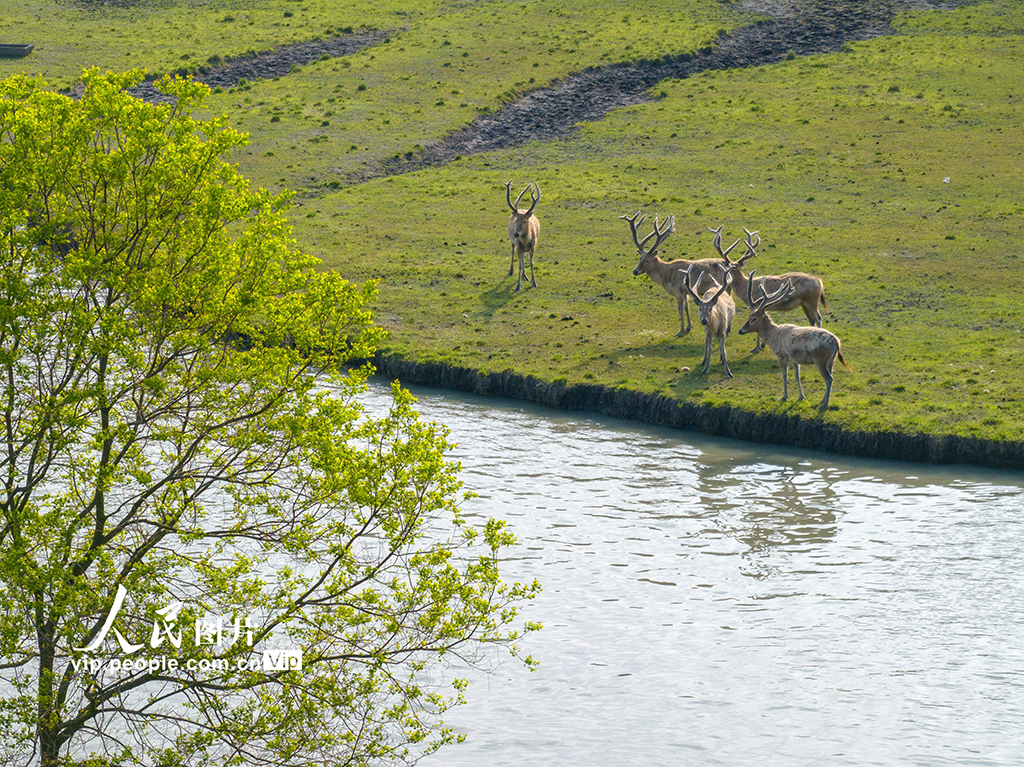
[
  {"xmin": 505, "ymin": 180, "xmax": 541, "ymax": 291},
  {"xmin": 737, "ymin": 271, "xmax": 851, "ymax": 410},
  {"xmin": 681, "ymin": 265, "xmax": 736, "ymax": 378},
  {"xmin": 620, "ymin": 211, "xmax": 730, "ymax": 337}
]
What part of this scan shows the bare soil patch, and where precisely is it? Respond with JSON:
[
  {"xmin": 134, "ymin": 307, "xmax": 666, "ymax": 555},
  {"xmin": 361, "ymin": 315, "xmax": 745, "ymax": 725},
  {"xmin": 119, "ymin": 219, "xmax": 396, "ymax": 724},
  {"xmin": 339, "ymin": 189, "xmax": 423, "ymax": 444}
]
[
  {"xmin": 121, "ymin": 1, "xmax": 958, "ymax": 185},
  {"xmin": 370, "ymin": 0, "xmax": 957, "ymax": 182},
  {"xmin": 126, "ymin": 29, "xmax": 390, "ymax": 104}
]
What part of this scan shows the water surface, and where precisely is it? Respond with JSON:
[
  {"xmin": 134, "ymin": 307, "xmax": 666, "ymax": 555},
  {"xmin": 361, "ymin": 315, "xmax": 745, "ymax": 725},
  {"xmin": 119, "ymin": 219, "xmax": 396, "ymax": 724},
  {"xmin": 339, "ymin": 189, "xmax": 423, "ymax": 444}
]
[{"xmin": 366, "ymin": 379, "xmax": 1024, "ymax": 767}]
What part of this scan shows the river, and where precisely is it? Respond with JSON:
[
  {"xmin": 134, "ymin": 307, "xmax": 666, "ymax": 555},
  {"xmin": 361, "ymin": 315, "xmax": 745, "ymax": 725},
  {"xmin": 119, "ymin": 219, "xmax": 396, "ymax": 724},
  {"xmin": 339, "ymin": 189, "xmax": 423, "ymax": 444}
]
[{"xmin": 361, "ymin": 379, "xmax": 1024, "ymax": 767}]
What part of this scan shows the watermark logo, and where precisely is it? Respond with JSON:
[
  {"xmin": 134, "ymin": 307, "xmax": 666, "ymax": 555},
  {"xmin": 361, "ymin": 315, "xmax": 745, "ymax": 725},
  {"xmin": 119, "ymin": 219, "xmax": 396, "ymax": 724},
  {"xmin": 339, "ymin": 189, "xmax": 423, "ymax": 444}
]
[
  {"xmin": 74, "ymin": 584, "xmax": 302, "ymax": 674},
  {"xmin": 262, "ymin": 649, "xmax": 303, "ymax": 672}
]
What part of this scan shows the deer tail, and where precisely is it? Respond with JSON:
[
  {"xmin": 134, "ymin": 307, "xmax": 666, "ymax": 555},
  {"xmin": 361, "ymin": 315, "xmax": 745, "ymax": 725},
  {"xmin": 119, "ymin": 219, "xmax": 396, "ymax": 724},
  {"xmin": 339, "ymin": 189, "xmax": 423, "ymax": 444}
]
[{"xmin": 838, "ymin": 350, "xmax": 852, "ymax": 371}]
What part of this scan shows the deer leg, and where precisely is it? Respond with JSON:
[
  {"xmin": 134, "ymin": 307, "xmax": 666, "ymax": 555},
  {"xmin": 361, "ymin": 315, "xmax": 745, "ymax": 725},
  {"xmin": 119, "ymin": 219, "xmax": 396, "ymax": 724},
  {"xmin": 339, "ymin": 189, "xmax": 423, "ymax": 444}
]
[
  {"xmin": 779, "ymin": 360, "xmax": 789, "ymax": 401},
  {"xmin": 528, "ymin": 245, "xmax": 537, "ymax": 288},
  {"xmin": 720, "ymin": 332, "xmax": 733, "ymax": 378},
  {"xmin": 676, "ymin": 295, "xmax": 691, "ymax": 337},
  {"xmin": 509, "ymin": 245, "xmax": 515, "ymax": 277},
  {"xmin": 794, "ymin": 364, "xmax": 805, "ymax": 401},
  {"xmin": 701, "ymin": 333, "xmax": 712, "ymax": 374},
  {"xmin": 514, "ymin": 251, "xmax": 524, "ymax": 291},
  {"xmin": 803, "ymin": 304, "xmax": 822, "ymax": 327},
  {"xmin": 817, "ymin": 358, "xmax": 835, "ymax": 409}
]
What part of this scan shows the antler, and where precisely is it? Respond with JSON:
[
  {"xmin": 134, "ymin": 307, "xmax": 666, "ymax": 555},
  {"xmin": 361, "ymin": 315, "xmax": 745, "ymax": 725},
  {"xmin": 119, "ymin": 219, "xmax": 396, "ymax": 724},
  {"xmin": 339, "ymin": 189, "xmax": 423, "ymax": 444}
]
[
  {"xmin": 737, "ymin": 227, "xmax": 759, "ymax": 267},
  {"xmin": 681, "ymin": 265, "xmax": 703, "ymax": 302},
  {"xmin": 748, "ymin": 269, "xmax": 794, "ymax": 312},
  {"xmin": 508, "ymin": 181, "xmax": 540, "ymax": 215},
  {"xmin": 621, "ymin": 211, "xmax": 674, "ymax": 255},
  {"xmin": 708, "ymin": 225, "xmax": 740, "ymax": 259},
  {"xmin": 620, "ymin": 211, "xmax": 647, "ymax": 252},
  {"xmin": 710, "ymin": 269, "xmax": 732, "ymax": 304},
  {"xmin": 523, "ymin": 183, "xmax": 540, "ymax": 216},
  {"xmin": 682, "ymin": 265, "xmax": 731, "ymax": 305}
]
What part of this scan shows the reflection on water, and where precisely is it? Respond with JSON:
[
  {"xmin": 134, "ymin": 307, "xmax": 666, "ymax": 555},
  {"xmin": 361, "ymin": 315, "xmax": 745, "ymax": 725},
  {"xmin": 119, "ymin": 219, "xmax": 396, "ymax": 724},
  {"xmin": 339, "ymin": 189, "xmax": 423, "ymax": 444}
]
[{"xmin": 363, "ymin": 378, "xmax": 1024, "ymax": 767}]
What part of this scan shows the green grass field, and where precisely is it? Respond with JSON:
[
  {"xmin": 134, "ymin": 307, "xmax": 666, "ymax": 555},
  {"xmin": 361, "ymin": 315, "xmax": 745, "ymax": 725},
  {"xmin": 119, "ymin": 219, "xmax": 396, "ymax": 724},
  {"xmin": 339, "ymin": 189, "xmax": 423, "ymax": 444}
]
[{"xmin": 4, "ymin": 0, "xmax": 1023, "ymax": 444}]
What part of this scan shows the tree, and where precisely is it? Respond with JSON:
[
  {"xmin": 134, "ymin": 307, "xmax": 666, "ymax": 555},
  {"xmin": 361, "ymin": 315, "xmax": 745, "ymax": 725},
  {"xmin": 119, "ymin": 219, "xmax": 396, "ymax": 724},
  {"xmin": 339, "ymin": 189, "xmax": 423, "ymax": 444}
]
[{"xmin": 0, "ymin": 69, "xmax": 539, "ymax": 766}]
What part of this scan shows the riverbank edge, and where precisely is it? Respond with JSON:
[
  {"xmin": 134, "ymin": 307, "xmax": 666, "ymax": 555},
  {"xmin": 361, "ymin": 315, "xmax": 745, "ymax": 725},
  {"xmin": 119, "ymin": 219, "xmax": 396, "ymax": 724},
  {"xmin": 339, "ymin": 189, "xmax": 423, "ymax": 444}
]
[{"xmin": 370, "ymin": 351, "xmax": 1024, "ymax": 471}]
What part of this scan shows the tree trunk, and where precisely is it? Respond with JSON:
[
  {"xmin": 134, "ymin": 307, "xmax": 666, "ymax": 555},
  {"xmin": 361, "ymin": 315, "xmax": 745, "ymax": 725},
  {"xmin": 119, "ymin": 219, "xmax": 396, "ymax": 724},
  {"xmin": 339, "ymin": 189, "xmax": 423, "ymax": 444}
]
[{"xmin": 36, "ymin": 610, "xmax": 62, "ymax": 767}]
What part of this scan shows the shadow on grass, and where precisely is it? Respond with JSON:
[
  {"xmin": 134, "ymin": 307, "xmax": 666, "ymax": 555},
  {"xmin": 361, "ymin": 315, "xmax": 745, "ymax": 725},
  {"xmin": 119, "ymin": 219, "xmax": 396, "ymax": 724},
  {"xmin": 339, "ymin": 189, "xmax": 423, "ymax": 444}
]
[
  {"xmin": 478, "ymin": 278, "xmax": 536, "ymax": 322},
  {"xmin": 602, "ymin": 339, "xmax": 693, "ymax": 362}
]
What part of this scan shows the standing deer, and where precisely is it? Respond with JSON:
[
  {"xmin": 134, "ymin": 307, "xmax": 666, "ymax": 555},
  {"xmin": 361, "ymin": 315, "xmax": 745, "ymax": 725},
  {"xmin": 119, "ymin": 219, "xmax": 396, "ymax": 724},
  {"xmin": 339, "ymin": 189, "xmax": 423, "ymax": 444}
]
[
  {"xmin": 737, "ymin": 271, "xmax": 851, "ymax": 410},
  {"xmin": 620, "ymin": 211, "xmax": 730, "ymax": 337},
  {"xmin": 716, "ymin": 226, "xmax": 830, "ymax": 352},
  {"xmin": 505, "ymin": 180, "xmax": 541, "ymax": 291},
  {"xmin": 681, "ymin": 265, "xmax": 736, "ymax": 378}
]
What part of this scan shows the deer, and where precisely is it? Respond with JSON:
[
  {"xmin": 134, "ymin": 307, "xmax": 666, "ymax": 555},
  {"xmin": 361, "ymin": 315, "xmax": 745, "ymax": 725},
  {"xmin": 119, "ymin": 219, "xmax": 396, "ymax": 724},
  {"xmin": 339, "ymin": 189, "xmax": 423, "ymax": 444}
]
[
  {"xmin": 505, "ymin": 180, "xmax": 541, "ymax": 291},
  {"xmin": 680, "ymin": 265, "xmax": 736, "ymax": 378},
  {"xmin": 620, "ymin": 211, "xmax": 730, "ymax": 337},
  {"xmin": 737, "ymin": 271, "xmax": 851, "ymax": 410},
  {"xmin": 715, "ymin": 226, "xmax": 830, "ymax": 353}
]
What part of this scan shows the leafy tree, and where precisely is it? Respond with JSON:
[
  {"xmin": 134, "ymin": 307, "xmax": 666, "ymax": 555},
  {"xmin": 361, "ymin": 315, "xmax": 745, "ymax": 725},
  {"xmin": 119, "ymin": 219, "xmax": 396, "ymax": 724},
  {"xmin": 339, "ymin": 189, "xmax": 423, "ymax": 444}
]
[{"xmin": 0, "ymin": 69, "xmax": 538, "ymax": 766}]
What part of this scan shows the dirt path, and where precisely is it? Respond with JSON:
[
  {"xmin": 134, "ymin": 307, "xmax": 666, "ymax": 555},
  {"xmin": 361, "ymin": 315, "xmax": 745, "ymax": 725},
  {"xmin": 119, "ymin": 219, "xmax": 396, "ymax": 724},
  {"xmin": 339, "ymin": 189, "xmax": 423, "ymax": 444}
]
[
  {"xmin": 127, "ymin": 30, "xmax": 391, "ymax": 104},
  {"xmin": 374, "ymin": 0, "xmax": 952, "ymax": 181},
  {"xmin": 126, "ymin": 0, "xmax": 954, "ymax": 182}
]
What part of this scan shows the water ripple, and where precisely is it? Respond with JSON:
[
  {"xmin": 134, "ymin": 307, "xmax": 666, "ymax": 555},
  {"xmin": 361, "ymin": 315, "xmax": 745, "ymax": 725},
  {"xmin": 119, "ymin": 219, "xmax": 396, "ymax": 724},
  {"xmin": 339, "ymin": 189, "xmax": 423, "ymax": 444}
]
[{"xmin": 361, "ymin": 379, "xmax": 1024, "ymax": 767}]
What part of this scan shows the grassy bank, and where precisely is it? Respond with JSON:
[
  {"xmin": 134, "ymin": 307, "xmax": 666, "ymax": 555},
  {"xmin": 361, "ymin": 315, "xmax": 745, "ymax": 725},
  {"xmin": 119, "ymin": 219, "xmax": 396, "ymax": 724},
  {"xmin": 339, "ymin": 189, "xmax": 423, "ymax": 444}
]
[
  {"xmin": 4, "ymin": 0, "xmax": 1023, "ymax": 449},
  {"xmin": 297, "ymin": 1, "xmax": 1024, "ymax": 444},
  {"xmin": 2, "ymin": 0, "xmax": 741, "ymax": 192}
]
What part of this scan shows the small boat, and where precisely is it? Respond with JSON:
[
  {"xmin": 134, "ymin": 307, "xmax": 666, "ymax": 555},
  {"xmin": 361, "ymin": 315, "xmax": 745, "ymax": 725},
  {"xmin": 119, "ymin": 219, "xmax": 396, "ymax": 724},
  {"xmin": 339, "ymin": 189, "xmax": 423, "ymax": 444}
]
[{"xmin": 0, "ymin": 44, "xmax": 34, "ymax": 58}]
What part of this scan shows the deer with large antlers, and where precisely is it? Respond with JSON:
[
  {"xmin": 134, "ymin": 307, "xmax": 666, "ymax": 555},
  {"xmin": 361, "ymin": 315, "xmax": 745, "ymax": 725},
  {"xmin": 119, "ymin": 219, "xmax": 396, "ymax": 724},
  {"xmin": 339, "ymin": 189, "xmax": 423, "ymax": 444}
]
[
  {"xmin": 620, "ymin": 212, "xmax": 730, "ymax": 337},
  {"xmin": 715, "ymin": 226, "xmax": 830, "ymax": 352},
  {"xmin": 737, "ymin": 272, "xmax": 851, "ymax": 410},
  {"xmin": 681, "ymin": 265, "xmax": 736, "ymax": 378},
  {"xmin": 505, "ymin": 180, "xmax": 541, "ymax": 291}
]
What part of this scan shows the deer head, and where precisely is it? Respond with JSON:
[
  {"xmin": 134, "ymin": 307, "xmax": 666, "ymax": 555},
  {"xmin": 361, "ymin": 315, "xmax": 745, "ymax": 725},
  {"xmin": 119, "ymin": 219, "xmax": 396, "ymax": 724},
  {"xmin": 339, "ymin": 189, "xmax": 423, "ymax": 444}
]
[
  {"xmin": 682, "ymin": 266, "xmax": 732, "ymax": 326},
  {"xmin": 737, "ymin": 270, "xmax": 795, "ymax": 335},
  {"xmin": 620, "ymin": 211, "xmax": 675, "ymax": 276},
  {"xmin": 506, "ymin": 181, "xmax": 540, "ymax": 237}
]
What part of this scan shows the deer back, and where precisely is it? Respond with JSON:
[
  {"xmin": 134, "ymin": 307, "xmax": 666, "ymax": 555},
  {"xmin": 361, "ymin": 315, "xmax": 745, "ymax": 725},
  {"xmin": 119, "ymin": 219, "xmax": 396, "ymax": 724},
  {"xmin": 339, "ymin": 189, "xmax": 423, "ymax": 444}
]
[
  {"xmin": 737, "ymin": 271, "xmax": 820, "ymax": 311},
  {"xmin": 773, "ymin": 324, "xmax": 840, "ymax": 365}
]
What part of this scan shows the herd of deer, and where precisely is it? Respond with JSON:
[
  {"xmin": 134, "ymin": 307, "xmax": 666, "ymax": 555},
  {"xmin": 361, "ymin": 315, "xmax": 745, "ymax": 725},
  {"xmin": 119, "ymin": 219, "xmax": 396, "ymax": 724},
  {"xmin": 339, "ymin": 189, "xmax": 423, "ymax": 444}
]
[{"xmin": 505, "ymin": 181, "xmax": 851, "ymax": 410}]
